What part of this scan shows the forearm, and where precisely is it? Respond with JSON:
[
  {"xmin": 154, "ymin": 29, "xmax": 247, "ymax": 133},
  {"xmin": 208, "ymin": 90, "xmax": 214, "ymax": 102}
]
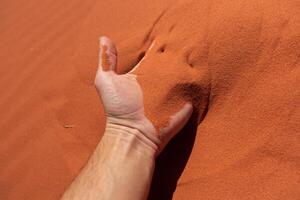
[{"xmin": 61, "ymin": 123, "xmax": 156, "ymax": 200}]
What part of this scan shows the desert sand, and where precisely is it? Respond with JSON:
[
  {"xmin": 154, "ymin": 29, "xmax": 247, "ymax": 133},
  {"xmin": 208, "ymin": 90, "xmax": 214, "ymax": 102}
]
[{"xmin": 0, "ymin": 0, "xmax": 299, "ymax": 199}]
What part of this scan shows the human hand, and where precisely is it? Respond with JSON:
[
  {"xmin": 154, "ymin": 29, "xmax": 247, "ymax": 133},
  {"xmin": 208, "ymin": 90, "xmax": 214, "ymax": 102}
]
[{"xmin": 95, "ymin": 37, "xmax": 193, "ymax": 154}]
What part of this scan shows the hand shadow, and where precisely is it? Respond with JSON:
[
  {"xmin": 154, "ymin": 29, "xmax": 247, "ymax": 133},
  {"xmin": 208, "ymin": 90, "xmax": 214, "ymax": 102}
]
[{"xmin": 147, "ymin": 108, "xmax": 202, "ymax": 200}]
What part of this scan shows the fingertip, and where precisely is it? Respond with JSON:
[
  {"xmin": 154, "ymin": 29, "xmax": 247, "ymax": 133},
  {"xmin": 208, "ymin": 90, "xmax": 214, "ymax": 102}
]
[
  {"xmin": 99, "ymin": 36, "xmax": 109, "ymax": 44},
  {"xmin": 182, "ymin": 102, "xmax": 193, "ymax": 117},
  {"xmin": 170, "ymin": 102, "xmax": 193, "ymax": 127}
]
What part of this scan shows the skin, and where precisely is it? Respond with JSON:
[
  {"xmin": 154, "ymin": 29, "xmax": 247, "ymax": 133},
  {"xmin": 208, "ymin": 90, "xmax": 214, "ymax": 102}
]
[{"xmin": 60, "ymin": 37, "xmax": 193, "ymax": 200}]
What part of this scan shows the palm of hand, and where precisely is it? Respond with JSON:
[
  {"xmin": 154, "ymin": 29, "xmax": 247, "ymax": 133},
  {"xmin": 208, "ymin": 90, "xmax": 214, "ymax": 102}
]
[{"xmin": 96, "ymin": 71, "xmax": 144, "ymax": 121}]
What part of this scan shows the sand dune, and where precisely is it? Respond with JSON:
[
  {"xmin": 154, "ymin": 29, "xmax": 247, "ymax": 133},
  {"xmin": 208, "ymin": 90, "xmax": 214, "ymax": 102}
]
[{"xmin": 1, "ymin": 0, "xmax": 299, "ymax": 199}]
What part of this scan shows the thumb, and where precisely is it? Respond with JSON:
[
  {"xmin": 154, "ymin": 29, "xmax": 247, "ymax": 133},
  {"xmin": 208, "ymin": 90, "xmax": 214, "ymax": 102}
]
[
  {"xmin": 159, "ymin": 103, "xmax": 193, "ymax": 148},
  {"xmin": 98, "ymin": 36, "xmax": 117, "ymax": 72},
  {"xmin": 95, "ymin": 36, "xmax": 118, "ymax": 89}
]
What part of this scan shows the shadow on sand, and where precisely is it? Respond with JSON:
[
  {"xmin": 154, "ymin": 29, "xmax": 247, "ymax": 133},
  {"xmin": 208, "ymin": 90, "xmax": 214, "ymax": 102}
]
[{"xmin": 147, "ymin": 110, "xmax": 200, "ymax": 200}]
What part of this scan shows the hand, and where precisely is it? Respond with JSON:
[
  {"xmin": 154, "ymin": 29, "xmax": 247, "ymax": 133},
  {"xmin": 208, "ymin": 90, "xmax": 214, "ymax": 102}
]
[{"xmin": 95, "ymin": 37, "xmax": 193, "ymax": 154}]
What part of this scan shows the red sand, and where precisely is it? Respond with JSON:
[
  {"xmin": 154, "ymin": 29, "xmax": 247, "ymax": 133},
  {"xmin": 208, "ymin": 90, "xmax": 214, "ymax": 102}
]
[{"xmin": 0, "ymin": 0, "xmax": 299, "ymax": 199}]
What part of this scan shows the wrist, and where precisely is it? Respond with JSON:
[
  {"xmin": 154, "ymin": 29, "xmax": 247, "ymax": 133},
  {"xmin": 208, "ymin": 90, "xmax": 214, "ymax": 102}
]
[
  {"xmin": 97, "ymin": 123, "xmax": 156, "ymax": 200},
  {"xmin": 104, "ymin": 120, "xmax": 159, "ymax": 157}
]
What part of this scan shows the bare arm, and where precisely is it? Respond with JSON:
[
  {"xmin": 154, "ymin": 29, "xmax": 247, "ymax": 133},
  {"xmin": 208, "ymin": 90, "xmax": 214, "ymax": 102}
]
[{"xmin": 61, "ymin": 123, "xmax": 156, "ymax": 200}]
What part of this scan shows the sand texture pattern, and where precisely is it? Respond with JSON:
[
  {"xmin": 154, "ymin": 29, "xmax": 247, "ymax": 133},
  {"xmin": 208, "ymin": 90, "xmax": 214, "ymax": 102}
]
[{"xmin": 0, "ymin": 0, "xmax": 299, "ymax": 199}]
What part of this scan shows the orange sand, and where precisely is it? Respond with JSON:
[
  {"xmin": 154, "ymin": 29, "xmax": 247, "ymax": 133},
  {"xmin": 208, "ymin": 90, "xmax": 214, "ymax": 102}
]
[{"xmin": 0, "ymin": 0, "xmax": 299, "ymax": 199}]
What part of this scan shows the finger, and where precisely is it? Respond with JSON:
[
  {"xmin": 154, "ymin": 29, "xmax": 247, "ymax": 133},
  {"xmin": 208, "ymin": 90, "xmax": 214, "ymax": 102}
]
[
  {"xmin": 98, "ymin": 36, "xmax": 117, "ymax": 72},
  {"xmin": 159, "ymin": 103, "xmax": 193, "ymax": 143}
]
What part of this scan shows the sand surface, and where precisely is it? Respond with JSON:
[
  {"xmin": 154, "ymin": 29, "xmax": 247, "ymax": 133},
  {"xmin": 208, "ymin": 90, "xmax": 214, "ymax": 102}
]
[{"xmin": 0, "ymin": 0, "xmax": 299, "ymax": 199}]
